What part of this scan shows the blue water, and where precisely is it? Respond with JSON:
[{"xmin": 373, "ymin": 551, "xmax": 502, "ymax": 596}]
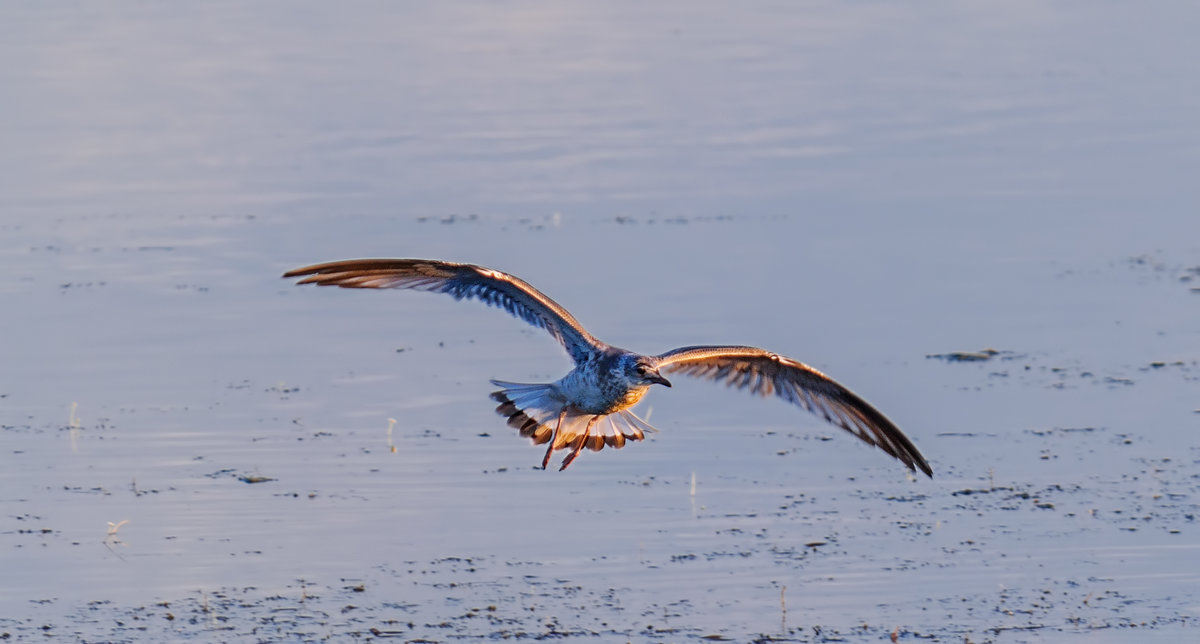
[{"xmin": 2, "ymin": 2, "xmax": 1198, "ymax": 641}]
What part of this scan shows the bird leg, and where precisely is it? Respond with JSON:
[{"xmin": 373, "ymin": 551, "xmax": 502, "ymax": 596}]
[
  {"xmin": 542, "ymin": 407, "xmax": 569, "ymax": 470},
  {"xmin": 559, "ymin": 416, "xmax": 600, "ymax": 471}
]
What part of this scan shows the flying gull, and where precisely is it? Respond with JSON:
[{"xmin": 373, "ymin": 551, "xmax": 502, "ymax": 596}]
[{"xmin": 284, "ymin": 259, "xmax": 931, "ymax": 476}]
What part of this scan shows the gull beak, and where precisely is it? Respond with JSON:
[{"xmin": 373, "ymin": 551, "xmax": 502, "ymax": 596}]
[{"xmin": 648, "ymin": 370, "xmax": 672, "ymax": 388}]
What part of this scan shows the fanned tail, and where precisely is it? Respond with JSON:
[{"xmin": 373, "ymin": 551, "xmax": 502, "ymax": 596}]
[{"xmin": 489, "ymin": 380, "xmax": 658, "ymax": 469}]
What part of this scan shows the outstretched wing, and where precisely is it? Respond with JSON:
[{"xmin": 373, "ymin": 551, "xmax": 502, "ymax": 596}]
[
  {"xmin": 284, "ymin": 259, "xmax": 605, "ymax": 363},
  {"xmin": 656, "ymin": 345, "xmax": 931, "ymax": 477}
]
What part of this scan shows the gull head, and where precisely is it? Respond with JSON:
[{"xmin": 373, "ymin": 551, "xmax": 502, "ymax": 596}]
[{"xmin": 623, "ymin": 355, "xmax": 671, "ymax": 388}]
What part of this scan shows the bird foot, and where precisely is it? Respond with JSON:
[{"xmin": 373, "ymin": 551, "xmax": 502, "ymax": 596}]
[{"xmin": 558, "ymin": 416, "xmax": 599, "ymax": 471}]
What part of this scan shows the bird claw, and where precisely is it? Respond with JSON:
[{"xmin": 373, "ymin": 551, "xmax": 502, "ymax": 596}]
[
  {"xmin": 559, "ymin": 444, "xmax": 583, "ymax": 471},
  {"xmin": 542, "ymin": 408, "xmax": 568, "ymax": 469},
  {"xmin": 558, "ymin": 416, "xmax": 598, "ymax": 471}
]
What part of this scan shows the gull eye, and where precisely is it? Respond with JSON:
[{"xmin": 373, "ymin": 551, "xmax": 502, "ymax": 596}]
[{"xmin": 636, "ymin": 364, "xmax": 647, "ymax": 375}]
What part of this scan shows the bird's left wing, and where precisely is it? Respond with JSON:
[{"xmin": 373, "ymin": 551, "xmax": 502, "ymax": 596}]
[
  {"xmin": 656, "ymin": 345, "xmax": 931, "ymax": 477},
  {"xmin": 283, "ymin": 259, "xmax": 605, "ymax": 363}
]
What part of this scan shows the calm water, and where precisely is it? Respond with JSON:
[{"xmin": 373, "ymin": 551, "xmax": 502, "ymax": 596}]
[{"xmin": 2, "ymin": 2, "xmax": 1198, "ymax": 641}]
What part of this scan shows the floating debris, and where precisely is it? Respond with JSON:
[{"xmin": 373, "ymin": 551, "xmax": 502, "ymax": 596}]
[{"xmin": 926, "ymin": 348, "xmax": 1002, "ymax": 362}]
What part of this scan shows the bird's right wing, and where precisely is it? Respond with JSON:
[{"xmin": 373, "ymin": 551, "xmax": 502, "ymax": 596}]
[
  {"xmin": 657, "ymin": 345, "xmax": 931, "ymax": 477},
  {"xmin": 284, "ymin": 259, "xmax": 605, "ymax": 363}
]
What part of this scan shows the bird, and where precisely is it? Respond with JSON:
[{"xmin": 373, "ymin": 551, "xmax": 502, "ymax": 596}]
[{"xmin": 283, "ymin": 258, "xmax": 931, "ymax": 476}]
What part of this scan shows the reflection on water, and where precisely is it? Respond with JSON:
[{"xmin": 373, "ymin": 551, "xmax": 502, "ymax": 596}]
[
  {"xmin": 5, "ymin": 3, "xmax": 1198, "ymax": 219},
  {"xmin": 2, "ymin": 1, "xmax": 1198, "ymax": 641}
]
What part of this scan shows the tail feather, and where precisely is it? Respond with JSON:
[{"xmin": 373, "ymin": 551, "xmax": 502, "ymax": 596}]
[{"xmin": 489, "ymin": 380, "xmax": 659, "ymax": 467}]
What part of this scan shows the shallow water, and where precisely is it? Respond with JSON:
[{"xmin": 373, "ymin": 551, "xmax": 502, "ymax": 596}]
[{"xmin": 3, "ymin": 2, "xmax": 1199, "ymax": 642}]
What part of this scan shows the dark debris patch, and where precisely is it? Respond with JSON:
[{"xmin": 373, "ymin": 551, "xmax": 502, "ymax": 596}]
[
  {"xmin": 1026, "ymin": 426, "xmax": 1099, "ymax": 437},
  {"xmin": 926, "ymin": 348, "xmax": 1005, "ymax": 362},
  {"xmin": 1124, "ymin": 253, "xmax": 1200, "ymax": 296},
  {"xmin": 924, "ymin": 347, "xmax": 1194, "ymax": 391},
  {"xmin": 8, "ymin": 537, "xmax": 1200, "ymax": 643}
]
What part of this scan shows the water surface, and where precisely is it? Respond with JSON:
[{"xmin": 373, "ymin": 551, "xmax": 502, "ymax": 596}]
[{"xmin": 2, "ymin": 2, "xmax": 1198, "ymax": 641}]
